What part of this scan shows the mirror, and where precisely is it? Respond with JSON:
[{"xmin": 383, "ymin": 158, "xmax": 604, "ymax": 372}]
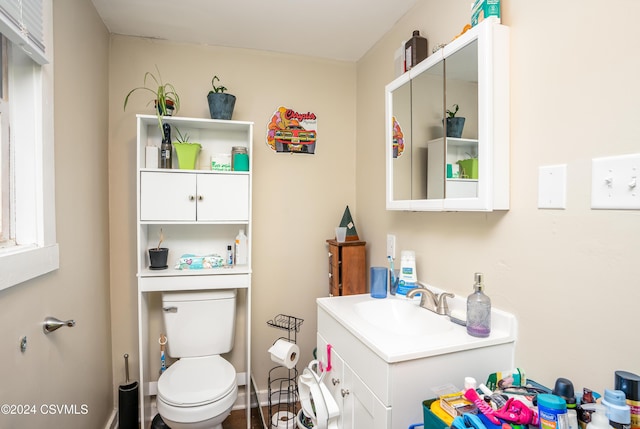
[
  {"xmin": 411, "ymin": 59, "xmax": 444, "ymax": 200},
  {"xmin": 386, "ymin": 19, "xmax": 508, "ymax": 211},
  {"xmin": 390, "ymin": 79, "xmax": 412, "ymax": 201},
  {"xmin": 442, "ymin": 39, "xmax": 479, "ymax": 198}
]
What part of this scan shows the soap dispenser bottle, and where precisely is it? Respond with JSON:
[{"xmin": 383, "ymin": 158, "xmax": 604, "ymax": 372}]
[{"xmin": 466, "ymin": 272, "xmax": 491, "ymax": 338}]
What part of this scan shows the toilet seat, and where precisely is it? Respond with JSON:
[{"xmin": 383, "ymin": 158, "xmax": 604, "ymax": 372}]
[{"xmin": 158, "ymin": 356, "xmax": 236, "ymax": 407}]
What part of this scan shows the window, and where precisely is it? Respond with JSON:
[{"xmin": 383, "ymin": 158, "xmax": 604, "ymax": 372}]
[
  {"xmin": 0, "ymin": 0, "xmax": 57, "ymax": 291},
  {"xmin": 1, "ymin": 36, "xmax": 8, "ymax": 244}
]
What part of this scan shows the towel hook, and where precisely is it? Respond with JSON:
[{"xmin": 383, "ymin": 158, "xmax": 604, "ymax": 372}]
[{"xmin": 43, "ymin": 316, "xmax": 76, "ymax": 334}]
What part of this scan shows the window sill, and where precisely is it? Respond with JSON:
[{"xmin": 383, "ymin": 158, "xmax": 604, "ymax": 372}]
[{"xmin": 0, "ymin": 243, "xmax": 59, "ymax": 291}]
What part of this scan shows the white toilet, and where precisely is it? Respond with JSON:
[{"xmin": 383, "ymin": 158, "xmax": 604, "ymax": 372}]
[{"xmin": 157, "ymin": 289, "xmax": 238, "ymax": 429}]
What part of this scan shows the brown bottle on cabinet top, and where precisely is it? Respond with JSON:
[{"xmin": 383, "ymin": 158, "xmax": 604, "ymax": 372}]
[{"xmin": 405, "ymin": 30, "xmax": 428, "ymax": 70}]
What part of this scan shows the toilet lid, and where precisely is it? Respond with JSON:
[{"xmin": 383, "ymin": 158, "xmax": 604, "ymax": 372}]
[{"xmin": 158, "ymin": 356, "xmax": 236, "ymax": 407}]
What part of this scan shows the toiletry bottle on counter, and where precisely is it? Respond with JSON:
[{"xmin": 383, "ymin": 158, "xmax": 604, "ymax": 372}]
[
  {"xmin": 227, "ymin": 245, "xmax": 233, "ymax": 266},
  {"xmin": 160, "ymin": 123, "xmax": 172, "ymax": 169},
  {"xmin": 466, "ymin": 272, "xmax": 491, "ymax": 338},
  {"xmin": 586, "ymin": 405, "xmax": 613, "ymax": 429},
  {"xmin": 615, "ymin": 370, "xmax": 640, "ymax": 429},
  {"xmin": 602, "ymin": 389, "xmax": 631, "ymax": 429},
  {"xmin": 234, "ymin": 229, "xmax": 248, "ymax": 265},
  {"xmin": 397, "ymin": 250, "xmax": 417, "ymax": 295}
]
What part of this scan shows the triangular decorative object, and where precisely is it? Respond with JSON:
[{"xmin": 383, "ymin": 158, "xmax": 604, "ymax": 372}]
[{"xmin": 339, "ymin": 206, "xmax": 359, "ymax": 241}]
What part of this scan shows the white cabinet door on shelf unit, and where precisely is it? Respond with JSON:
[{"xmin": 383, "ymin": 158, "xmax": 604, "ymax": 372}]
[
  {"xmin": 140, "ymin": 171, "xmax": 249, "ymax": 222},
  {"xmin": 197, "ymin": 174, "xmax": 249, "ymax": 222},
  {"xmin": 140, "ymin": 172, "xmax": 196, "ymax": 221}
]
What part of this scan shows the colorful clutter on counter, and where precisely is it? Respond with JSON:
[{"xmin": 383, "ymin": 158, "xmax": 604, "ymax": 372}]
[{"xmin": 420, "ymin": 369, "xmax": 639, "ymax": 429}]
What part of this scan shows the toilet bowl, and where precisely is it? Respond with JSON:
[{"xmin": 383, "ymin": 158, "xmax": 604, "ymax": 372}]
[
  {"xmin": 157, "ymin": 356, "xmax": 237, "ymax": 429},
  {"xmin": 157, "ymin": 290, "xmax": 238, "ymax": 429}
]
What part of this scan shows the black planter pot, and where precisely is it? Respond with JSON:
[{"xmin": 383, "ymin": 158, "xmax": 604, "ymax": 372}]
[
  {"xmin": 148, "ymin": 248, "xmax": 169, "ymax": 269},
  {"xmin": 207, "ymin": 92, "xmax": 236, "ymax": 120},
  {"xmin": 445, "ymin": 117, "xmax": 466, "ymax": 138}
]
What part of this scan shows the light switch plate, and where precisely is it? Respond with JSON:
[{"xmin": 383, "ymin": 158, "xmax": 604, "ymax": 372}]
[
  {"xmin": 538, "ymin": 164, "xmax": 567, "ymax": 209},
  {"xmin": 591, "ymin": 154, "xmax": 640, "ymax": 210}
]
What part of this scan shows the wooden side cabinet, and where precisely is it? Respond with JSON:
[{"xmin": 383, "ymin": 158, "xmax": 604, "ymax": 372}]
[{"xmin": 326, "ymin": 239, "xmax": 366, "ymax": 296}]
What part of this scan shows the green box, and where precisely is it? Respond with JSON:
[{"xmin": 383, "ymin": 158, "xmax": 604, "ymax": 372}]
[
  {"xmin": 471, "ymin": 0, "xmax": 500, "ymax": 26},
  {"xmin": 423, "ymin": 399, "xmax": 449, "ymax": 429},
  {"xmin": 457, "ymin": 158, "xmax": 478, "ymax": 179}
]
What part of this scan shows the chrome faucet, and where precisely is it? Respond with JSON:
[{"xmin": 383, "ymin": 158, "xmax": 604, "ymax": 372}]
[{"xmin": 406, "ymin": 285, "xmax": 454, "ymax": 315}]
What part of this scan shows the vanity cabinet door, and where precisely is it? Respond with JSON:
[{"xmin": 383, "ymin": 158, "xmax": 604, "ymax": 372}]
[{"xmin": 343, "ymin": 361, "xmax": 390, "ymax": 429}]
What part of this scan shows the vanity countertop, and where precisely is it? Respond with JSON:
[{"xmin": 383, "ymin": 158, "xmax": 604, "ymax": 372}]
[{"xmin": 317, "ymin": 287, "xmax": 517, "ymax": 363}]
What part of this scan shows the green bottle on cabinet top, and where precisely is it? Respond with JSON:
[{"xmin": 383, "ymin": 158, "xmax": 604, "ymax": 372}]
[{"xmin": 466, "ymin": 272, "xmax": 491, "ymax": 338}]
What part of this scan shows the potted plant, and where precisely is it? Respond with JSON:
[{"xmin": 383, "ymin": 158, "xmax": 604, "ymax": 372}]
[
  {"xmin": 148, "ymin": 228, "xmax": 169, "ymax": 269},
  {"xmin": 207, "ymin": 75, "xmax": 236, "ymax": 120},
  {"xmin": 124, "ymin": 65, "xmax": 181, "ymax": 130},
  {"xmin": 445, "ymin": 104, "xmax": 466, "ymax": 138},
  {"xmin": 172, "ymin": 127, "xmax": 202, "ymax": 170}
]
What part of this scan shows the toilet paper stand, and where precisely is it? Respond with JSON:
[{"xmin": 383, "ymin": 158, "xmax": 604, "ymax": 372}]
[{"xmin": 266, "ymin": 314, "xmax": 304, "ymax": 429}]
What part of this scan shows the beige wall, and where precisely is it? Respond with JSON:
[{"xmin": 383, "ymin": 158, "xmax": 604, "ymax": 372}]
[
  {"xmin": 357, "ymin": 0, "xmax": 640, "ymax": 394},
  {"xmin": 0, "ymin": 0, "xmax": 112, "ymax": 427},
  {"xmin": 108, "ymin": 37, "xmax": 357, "ymax": 393}
]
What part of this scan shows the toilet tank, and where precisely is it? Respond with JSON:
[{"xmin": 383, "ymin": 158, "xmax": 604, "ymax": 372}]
[{"xmin": 162, "ymin": 289, "xmax": 237, "ymax": 358}]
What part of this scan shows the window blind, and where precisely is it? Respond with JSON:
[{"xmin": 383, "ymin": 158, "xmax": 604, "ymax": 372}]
[{"xmin": 0, "ymin": 0, "xmax": 47, "ymax": 64}]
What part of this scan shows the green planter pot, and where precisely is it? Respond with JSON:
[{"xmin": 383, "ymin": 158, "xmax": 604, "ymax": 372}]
[
  {"xmin": 207, "ymin": 92, "xmax": 236, "ymax": 120},
  {"xmin": 173, "ymin": 143, "xmax": 201, "ymax": 170}
]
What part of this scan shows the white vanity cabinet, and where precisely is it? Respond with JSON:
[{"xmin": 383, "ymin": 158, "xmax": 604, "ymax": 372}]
[
  {"xmin": 317, "ymin": 295, "xmax": 517, "ymax": 429},
  {"xmin": 135, "ymin": 114, "xmax": 253, "ymax": 429}
]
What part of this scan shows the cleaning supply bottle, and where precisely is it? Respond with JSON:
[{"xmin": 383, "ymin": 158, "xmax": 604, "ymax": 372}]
[
  {"xmin": 397, "ymin": 250, "xmax": 417, "ymax": 295},
  {"xmin": 234, "ymin": 229, "xmax": 248, "ymax": 265},
  {"xmin": 405, "ymin": 30, "xmax": 428, "ymax": 70},
  {"xmin": 466, "ymin": 272, "xmax": 491, "ymax": 338}
]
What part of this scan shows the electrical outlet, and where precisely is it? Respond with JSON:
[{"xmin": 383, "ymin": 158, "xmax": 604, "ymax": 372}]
[{"xmin": 386, "ymin": 234, "xmax": 396, "ymax": 259}]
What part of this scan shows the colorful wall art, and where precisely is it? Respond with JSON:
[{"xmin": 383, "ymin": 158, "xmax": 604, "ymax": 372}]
[{"xmin": 266, "ymin": 106, "xmax": 318, "ymax": 154}]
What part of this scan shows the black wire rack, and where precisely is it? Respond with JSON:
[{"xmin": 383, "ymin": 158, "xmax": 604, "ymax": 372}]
[{"xmin": 267, "ymin": 314, "xmax": 304, "ymax": 429}]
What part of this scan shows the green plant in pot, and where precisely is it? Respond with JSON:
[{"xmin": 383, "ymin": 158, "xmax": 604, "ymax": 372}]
[
  {"xmin": 207, "ymin": 75, "xmax": 236, "ymax": 120},
  {"xmin": 124, "ymin": 66, "xmax": 181, "ymax": 130},
  {"xmin": 173, "ymin": 128, "xmax": 202, "ymax": 170},
  {"xmin": 445, "ymin": 104, "xmax": 466, "ymax": 138},
  {"xmin": 148, "ymin": 228, "xmax": 169, "ymax": 270}
]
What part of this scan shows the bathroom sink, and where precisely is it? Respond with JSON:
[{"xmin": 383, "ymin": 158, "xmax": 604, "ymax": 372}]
[
  {"xmin": 317, "ymin": 290, "xmax": 517, "ymax": 363},
  {"xmin": 352, "ymin": 298, "xmax": 454, "ymax": 337}
]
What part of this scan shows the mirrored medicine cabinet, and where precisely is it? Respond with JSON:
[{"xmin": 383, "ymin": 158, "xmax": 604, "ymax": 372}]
[{"xmin": 385, "ymin": 17, "xmax": 510, "ymax": 211}]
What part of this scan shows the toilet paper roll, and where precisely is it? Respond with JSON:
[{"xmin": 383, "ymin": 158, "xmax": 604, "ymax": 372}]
[
  {"xmin": 272, "ymin": 410, "xmax": 295, "ymax": 429},
  {"xmin": 268, "ymin": 339, "xmax": 300, "ymax": 369}
]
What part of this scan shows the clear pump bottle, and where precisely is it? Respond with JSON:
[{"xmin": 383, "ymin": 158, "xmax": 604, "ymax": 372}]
[{"xmin": 466, "ymin": 272, "xmax": 491, "ymax": 338}]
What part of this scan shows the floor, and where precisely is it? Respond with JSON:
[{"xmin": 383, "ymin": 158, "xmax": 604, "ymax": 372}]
[{"xmin": 222, "ymin": 407, "xmax": 268, "ymax": 429}]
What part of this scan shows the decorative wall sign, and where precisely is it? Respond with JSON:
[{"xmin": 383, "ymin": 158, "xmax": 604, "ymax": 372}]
[
  {"xmin": 266, "ymin": 106, "xmax": 318, "ymax": 154},
  {"xmin": 392, "ymin": 116, "xmax": 405, "ymax": 158}
]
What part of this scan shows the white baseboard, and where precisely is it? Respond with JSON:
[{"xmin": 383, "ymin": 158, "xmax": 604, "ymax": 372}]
[{"xmin": 104, "ymin": 408, "xmax": 117, "ymax": 429}]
